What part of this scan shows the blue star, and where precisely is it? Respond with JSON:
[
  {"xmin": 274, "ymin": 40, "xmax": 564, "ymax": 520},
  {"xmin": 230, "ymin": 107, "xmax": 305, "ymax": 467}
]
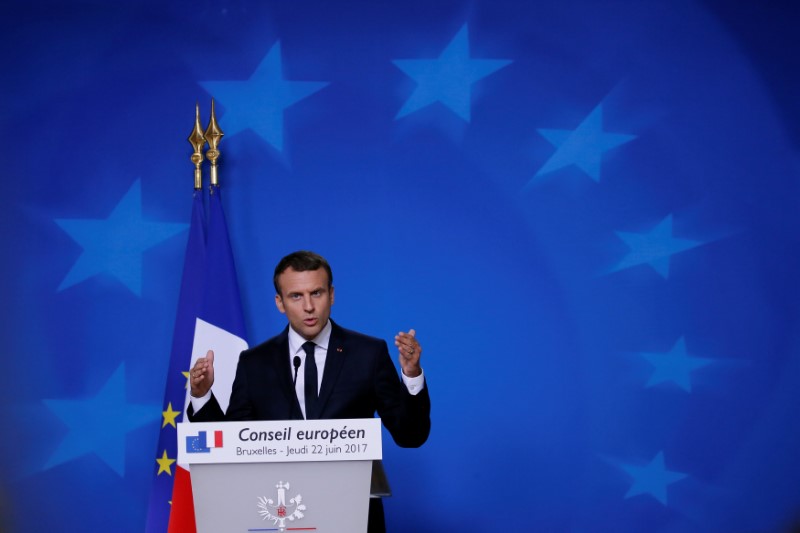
[
  {"xmin": 640, "ymin": 337, "xmax": 713, "ymax": 392},
  {"xmin": 622, "ymin": 451, "xmax": 687, "ymax": 505},
  {"xmin": 201, "ymin": 42, "xmax": 329, "ymax": 151},
  {"xmin": 55, "ymin": 180, "xmax": 187, "ymax": 296},
  {"xmin": 42, "ymin": 364, "xmax": 159, "ymax": 476},
  {"xmin": 530, "ymin": 103, "xmax": 636, "ymax": 183},
  {"xmin": 393, "ymin": 24, "xmax": 512, "ymax": 122},
  {"xmin": 612, "ymin": 214, "xmax": 703, "ymax": 278}
]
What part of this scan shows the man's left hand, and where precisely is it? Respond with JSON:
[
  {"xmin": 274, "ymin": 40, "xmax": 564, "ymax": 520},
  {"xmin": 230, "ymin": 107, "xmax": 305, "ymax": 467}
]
[{"xmin": 395, "ymin": 329, "xmax": 422, "ymax": 378}]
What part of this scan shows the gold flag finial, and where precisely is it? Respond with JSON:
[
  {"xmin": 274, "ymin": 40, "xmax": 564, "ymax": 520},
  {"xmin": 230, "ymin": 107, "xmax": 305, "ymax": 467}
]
[
  {"xmin": 204, "ymin": 99, "xmax": 224, "ymax": 187},
  {"xmin": 188, "ymin": 102, "xmax": 206, "ymax": 190}
]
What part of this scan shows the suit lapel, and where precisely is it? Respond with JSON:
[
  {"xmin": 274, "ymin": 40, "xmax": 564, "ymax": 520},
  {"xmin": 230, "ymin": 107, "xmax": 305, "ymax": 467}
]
[
  {"xmin": 315, "ymin": 320, "xmax": 347, "ymax": 418},
  {"xmin": 274, "ymin": 327, "xmax": 303, "ymax": 420}
]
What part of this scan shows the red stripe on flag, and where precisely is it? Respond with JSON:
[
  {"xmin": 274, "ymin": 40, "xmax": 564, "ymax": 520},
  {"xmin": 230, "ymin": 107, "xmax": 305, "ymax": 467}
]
[
  {"xmin": 215, "ymin": 430, "xmax": 223, "ymax": 448},
  {"xmin": 168, "ymin": 466, "xmax": 197, "ymax": 533}
]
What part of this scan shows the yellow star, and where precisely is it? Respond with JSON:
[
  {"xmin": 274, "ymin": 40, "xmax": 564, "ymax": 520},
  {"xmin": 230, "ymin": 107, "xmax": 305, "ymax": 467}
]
[
  {"xmin": 156, "ymin": 450, "xmax": 176, "ymax": 476},
  {"xmin": 162, "ymin": 402, "xmax": 181, "ymax": 428},
  {"xmin": 182, "ymin": 370, "xmax": 190, "ymax": 389}
]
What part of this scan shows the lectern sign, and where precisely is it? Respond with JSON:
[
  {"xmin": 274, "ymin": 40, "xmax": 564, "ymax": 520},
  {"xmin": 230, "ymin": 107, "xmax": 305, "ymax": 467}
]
[
  {"xmin": 179, "ymin": 419, "xmax": 380, "ymax": 532},
  {"xmin": 177, "ymin": 418, "xmax": 382, "ymax": 465}
]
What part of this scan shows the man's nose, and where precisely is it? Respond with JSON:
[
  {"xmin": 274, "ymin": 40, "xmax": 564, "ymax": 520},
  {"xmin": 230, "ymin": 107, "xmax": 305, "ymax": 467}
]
[{"xmin": 302, "ymin": 296, "xmax": 314, "ymax": 311}]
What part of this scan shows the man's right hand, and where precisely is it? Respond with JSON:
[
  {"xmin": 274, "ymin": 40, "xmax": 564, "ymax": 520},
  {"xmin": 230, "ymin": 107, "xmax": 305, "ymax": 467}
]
[{"xmin": 190, "ymin": 350, "xmax": 215, "ymax": 398}]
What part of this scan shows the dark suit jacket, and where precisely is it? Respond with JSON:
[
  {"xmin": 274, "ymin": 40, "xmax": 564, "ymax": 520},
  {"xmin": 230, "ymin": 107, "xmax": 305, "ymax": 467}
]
[{"xmin": 188, "ymin": 321, "xmax": 431, "ymax": 449}]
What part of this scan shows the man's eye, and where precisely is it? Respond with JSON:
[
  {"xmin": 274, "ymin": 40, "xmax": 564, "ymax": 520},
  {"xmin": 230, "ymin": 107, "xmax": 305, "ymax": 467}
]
[
  {"xmin": 312, "ymin": 290, "xmax": 321, "ymax": 296},
  {"xmin": 290, "ymin": 294, "xmax": 301, "ymax": 300}
]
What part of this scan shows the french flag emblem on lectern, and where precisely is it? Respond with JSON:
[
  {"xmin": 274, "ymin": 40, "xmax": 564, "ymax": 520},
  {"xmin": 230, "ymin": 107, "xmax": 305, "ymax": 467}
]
[{"xmin": 186, "ymin": 430, "xmax": 224, "ymax": 453}]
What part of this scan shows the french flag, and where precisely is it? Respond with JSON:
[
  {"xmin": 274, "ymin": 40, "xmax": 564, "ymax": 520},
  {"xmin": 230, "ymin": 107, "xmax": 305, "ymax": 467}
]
[
  {"xmin": 172, "ymin": 186, "xmax": 248, "ymax": 532},
  {"xmin": 145, "ymin": 184, "xmax": 248, "ymax": 533},
  {"xmin": 208, "ymin": 430, "xmax": 223, "ymax": 448}
]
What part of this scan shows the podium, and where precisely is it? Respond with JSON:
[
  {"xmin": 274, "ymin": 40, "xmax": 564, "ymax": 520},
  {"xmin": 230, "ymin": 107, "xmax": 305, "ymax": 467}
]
[{"xmin": 177, "ymin": 418, "xmax": 382, "ymax": 532}]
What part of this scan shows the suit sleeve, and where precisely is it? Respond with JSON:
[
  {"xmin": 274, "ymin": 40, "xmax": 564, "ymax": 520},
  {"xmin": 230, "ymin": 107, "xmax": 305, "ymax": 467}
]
[
  {"xmin": 374, "ymin": 340, "xmax": 431, "ymax": 448},
  {"xmin": 186, "ymin": 392, "xmax": 225, "ymax": 422}
]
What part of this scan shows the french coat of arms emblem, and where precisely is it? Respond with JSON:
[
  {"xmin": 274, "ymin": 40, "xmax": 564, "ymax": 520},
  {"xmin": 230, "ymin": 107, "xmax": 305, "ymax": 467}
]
[{"xmin": 257, "ymin": 481, "xmax": 307, "ymax": 531}]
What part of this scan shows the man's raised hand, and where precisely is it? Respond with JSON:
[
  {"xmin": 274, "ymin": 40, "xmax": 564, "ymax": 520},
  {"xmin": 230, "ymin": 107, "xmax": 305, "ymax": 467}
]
[
  {"xmin": 395, "ymin": 329, "xmax": 422, "ymax": 378},
  {"xmin": 190, "ymin": 350, "xmax": 215, "ymax": 398}
]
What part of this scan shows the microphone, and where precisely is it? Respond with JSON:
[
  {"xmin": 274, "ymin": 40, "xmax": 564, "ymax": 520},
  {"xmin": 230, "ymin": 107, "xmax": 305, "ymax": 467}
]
[{"xmin": 292, "ymin": 356, "xmax": 301, "ymax": 386}]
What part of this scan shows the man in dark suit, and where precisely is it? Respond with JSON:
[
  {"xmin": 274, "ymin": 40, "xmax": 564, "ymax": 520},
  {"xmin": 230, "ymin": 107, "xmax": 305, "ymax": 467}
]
[{"xmin": 187, "ymin": 250, "xmax": 431, "ymax": 532}]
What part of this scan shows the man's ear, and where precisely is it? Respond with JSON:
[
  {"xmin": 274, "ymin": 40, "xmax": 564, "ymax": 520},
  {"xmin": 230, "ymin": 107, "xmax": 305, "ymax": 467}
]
[
  {"xmin": 330, "ymin": 285, "xmax": 335, "ymax": 305},
  {"xmin": 275, "ymin": 294, "xmax": 286, "ymax": 314}
]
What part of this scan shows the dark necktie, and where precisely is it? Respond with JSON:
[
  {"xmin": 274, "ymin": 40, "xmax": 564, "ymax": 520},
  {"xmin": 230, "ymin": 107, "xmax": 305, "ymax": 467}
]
[{"xmin": 303, "ymin": 341, "xmax": 318, "ymax": 419}]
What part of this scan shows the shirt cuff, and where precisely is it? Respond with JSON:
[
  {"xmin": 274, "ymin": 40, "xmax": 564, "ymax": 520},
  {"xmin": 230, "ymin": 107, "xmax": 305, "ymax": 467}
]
[
  {"xmin": 401, "ymin": 369, "xmax": 425, "ymax": 396},
  {"xmin": 190, "ymin": 389, "xmax": 212, "ymax": 413}
]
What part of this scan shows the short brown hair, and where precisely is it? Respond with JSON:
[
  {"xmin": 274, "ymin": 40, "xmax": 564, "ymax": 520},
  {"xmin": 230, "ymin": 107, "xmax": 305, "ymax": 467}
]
[{"xmin": 273, "ymin": 251, "xmax": 333, "ymax": 295}]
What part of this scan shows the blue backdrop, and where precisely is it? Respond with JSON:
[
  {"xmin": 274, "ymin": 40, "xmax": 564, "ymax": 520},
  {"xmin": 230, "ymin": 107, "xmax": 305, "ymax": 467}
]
[{"xmin": 2, "ymin": 1, "xmax": 800, "ymax": 531}]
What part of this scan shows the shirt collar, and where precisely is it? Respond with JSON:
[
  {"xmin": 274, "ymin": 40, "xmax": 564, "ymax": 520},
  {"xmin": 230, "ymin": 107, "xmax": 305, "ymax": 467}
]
[{"xmin": 288, "ymin": 319, "xmax": 332, "ymax": 355}]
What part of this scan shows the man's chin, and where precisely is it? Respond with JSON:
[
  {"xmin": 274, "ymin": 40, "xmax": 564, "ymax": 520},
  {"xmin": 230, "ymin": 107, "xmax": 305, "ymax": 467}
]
[{"xmin": 297, "ymin": 324, "xmax": 321, "ymax": 340}]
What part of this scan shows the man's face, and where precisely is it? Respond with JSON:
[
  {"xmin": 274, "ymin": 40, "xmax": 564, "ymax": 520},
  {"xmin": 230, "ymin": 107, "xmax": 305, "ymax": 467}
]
[{"xmin": 274, "ymin": 267, "xmax": 335, "ymax": 340}]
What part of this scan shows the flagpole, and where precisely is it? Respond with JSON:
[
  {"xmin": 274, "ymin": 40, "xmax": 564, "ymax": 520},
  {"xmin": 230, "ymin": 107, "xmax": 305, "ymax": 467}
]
[
  {"xmin": 188, "ymin": 102, "xmax": 206, "ymax": 191},
  {"xmin": 204, "ymin": 99, "xmax": 224, "ymax": 188}
]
